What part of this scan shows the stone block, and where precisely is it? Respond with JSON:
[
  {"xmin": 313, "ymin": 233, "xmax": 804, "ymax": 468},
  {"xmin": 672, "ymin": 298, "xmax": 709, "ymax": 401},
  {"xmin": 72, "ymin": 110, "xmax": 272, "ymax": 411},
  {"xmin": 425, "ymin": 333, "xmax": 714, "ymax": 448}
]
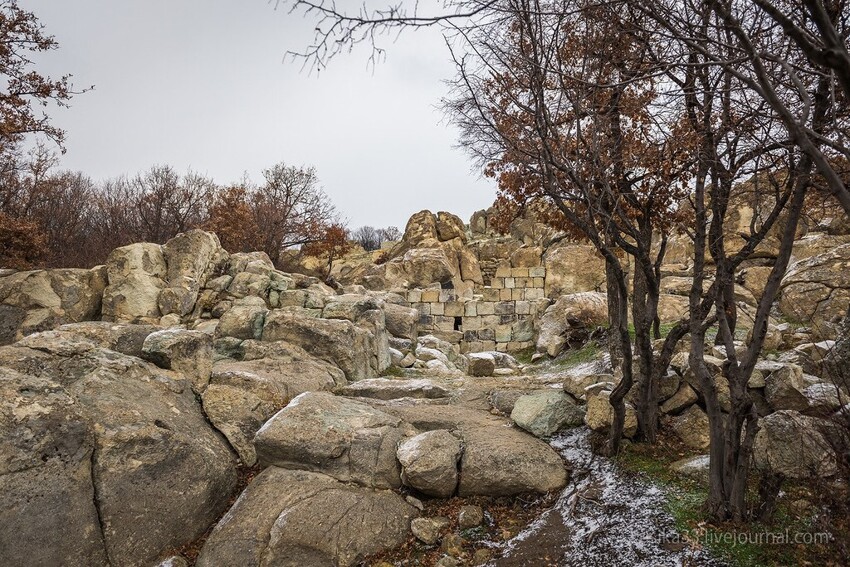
[
  {"xmin": 492, "ymin": 278, "xmax": 504, "ymax": 289},
  {"xmin": 495, "ymin": 263, "xmax": 512, "ymax": 278},
  {"xmin": 496, "ymin": 342, "xmax": 508, "ymax": 352},
  {"xmin": 478, "ymin": 302, "xmax": 495, "ymax": 316},
  {"xmin": 496, "ymin": 325, "xmax": 512, "ymax": 343},
  {"xmin": 481, "ymin": 314, "xmax": 500, "ymax": 327},
  {"xmin": 422, "ymin": 290, "xmax": 440, "ymax": 303},
  {"xmin": 419, "ymin": 314, "xmax": 434, "ymax": 326},
  {"xmin": 431, "ymin": 302, "xmax": 445, "ymax": 316},
  {"xmin": 529, "ymin": 267, "xmax": 546, "ymax": 278},
  {"xmin": 463, "ymin": 316, "xmax": 482, "ymax": 331},
  {"xmin": 511, "ymin": 289, "xmax": 525, "ymax": 301},
  {"xmin": 495, "ymin": 301, "xmax": 515, "ymax": 315},
  {"xmin": 408, "ymin": 289, "xmax": 422, "ymax": 303},
  {"xmin": 435, "ymin": 316, "xmax": 456, "ymax": 331},
  {"xmin": 499, "ymin": 289, "xmax": 512, "ymax": 301},
  {"xmin": 465, "ymin": 301, "xmax": 478, "ymax": 316},
  {"xmin": 439, "ymin": 289, "xmax": 457, "ymax": 302},
  {"xmin": 511, "ymin": 268, "xmax": 529, "ymax": 278},
  {"xmin": 499, "ymin": 314, "xmax": 517, "ymax": 325},
  {"xmin": 478, "ymin": 328, "xmax": 495, "ymax": 341},
  {"xmin": 533, "ymin": 277, "xmax": 545, "ymax": 288},
  {"xmin": 505, "ymin": 277, "xmax": 516, "ymax": 289},
  {"xmin": 416, "ymin": 302, "xmax": 431, "ymax": 315},
  {"xmin": 516, "ymin": 301, "xmax": 531, "ymax": 315},
  {"xmin": 526, "ymin": 288, "xmax": 545, "ymax": 300},
  {"xmin": 482, "ymin": 288, "xmax": 500, "ymax": 302},
  {"xmin": 445, "ymin": 301, "xmax": 464, "ymax": 317}
]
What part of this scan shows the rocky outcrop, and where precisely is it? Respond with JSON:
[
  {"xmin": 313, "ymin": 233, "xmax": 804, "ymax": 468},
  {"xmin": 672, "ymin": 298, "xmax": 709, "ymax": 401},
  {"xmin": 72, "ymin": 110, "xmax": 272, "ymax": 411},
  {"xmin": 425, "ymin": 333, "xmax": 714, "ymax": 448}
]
[
  {"xmin": 254, "ymin": 392, "xmax": 411, "ymax": 488},
  {"xmin": 542, "ymin": 243, "xmax": 605, "ymax": 299},
  {"xmin": 0, "ymin": 338, "xmax": 237, "ymax": 566},
  {"xmin": 101, "ymin": 242, "xmax": 168, "ymax": 323},
  {"xmin": 780, "ymin": 243, "xmax": 850, "ymax": 336},
  {"xmin": 0, "ymin": 267, "xmax": 107, "ymax": 344},
  {"xmin": 195, "ymin": 467, "xmax": 418, "ymax": 567}
]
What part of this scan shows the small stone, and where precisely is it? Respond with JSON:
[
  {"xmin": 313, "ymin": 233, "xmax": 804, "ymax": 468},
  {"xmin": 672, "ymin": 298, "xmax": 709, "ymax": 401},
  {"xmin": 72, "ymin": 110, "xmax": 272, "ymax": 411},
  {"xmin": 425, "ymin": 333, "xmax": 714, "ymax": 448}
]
[
  {"xmin": 411, "ymin": 516, "xmax": 450, "ymax": 545},
  {"xmin": 405, "ymin": 495, "xmax": 425, "ymax": 511},
  {"xmin": 435, "ymin": 557, "xmax": 460, "ymax": 567},
  {"xmin": 441, "ymin": 533, "xmax": 465, "ymax": 557},
  {"xmin": 458, "ymin": 505, "xmax": 484, "ymax": 529}
]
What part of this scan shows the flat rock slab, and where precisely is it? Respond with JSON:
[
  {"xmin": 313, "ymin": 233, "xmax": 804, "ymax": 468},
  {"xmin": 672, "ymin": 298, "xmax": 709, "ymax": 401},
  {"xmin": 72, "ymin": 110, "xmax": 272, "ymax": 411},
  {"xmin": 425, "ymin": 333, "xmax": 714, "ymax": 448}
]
[
  {"xmin": 254, "ymin": 391, "xmax": 411, "ymax": 488},
  {"xmin": 339, "ymin": 378, "xmax": 450, "ymax": 400},
  {"xmin": 196, "ymin": 467, "xmax": 418, "ymax": 567}
]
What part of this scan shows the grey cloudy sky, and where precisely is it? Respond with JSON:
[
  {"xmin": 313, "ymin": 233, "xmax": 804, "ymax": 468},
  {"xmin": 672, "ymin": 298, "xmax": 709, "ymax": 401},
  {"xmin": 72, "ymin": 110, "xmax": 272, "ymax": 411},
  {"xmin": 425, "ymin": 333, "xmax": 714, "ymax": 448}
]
[{"xmin": 26, "ymin": 1, "xmax": 496, "ymax": 230}]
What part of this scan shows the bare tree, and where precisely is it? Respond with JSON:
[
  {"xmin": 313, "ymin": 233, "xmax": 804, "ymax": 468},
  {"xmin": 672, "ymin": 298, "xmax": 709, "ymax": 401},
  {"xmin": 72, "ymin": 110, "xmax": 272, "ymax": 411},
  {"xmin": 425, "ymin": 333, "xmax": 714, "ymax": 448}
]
[{"xmin": 352, "ymin": 225, "xmax": 383, "ymax": 250}]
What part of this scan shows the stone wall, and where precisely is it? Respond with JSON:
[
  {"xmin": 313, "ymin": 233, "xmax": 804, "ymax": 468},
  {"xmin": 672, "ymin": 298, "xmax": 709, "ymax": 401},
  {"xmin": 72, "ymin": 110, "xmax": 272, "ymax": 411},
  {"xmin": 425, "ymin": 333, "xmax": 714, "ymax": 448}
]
[{"xmin": 409, "ymin": 265, "xmax": 550, "ymax": 353}]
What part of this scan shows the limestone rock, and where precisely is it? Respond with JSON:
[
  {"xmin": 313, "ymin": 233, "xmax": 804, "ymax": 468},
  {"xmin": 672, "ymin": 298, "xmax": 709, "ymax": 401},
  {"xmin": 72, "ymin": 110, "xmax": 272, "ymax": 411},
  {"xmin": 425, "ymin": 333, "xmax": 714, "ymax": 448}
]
[
  {"xmin": 670, "ymin": 406, "xmax": 711, "ymax": 450},
  {"xmin": 536, "ymin": 292, "xmax": 608, "ymax": 357},
  {"xmin": 780, "ymin": 244, "xmax": 850, "ymax": 336},
  {"xmin": 458, "ymin": 426, "xmax": 568, "ymax": 496},
  {"xmin": 141, "ymin": 328, "xmax": 213, "ymax": 393},
  {"xmin": 510, "ymin": 390, "xmax": 584, "ymax": 437},
  {"xmin": 339, "ymin": 378, "xmax": 450, "ymax": 400},
  {"xmin": 458, "ymin": 505, "xmax": 484, "ymax": 529},
  {"xmin": 436, "ymin": 211, "xmax": 467, "ymax": 242},
  {"xmin": 411, "ymin": 517, "xmax": 450, "ymax": 545},
  {"xmin": 384, "ymin": 302, "xmax": 419, "ymax": 340},
  {"xmin": 467, "ymin": 352, "xmax": 496, "ymax": 377},
  {"xmin": 753, "ymin": 410, "xmax": 837, "ymax": 478},
  {"xmin": 397, "ymin": 430, "xmax": 462, "ymax": 498},
  {"xmin": 543, "ymin": 243, "xmax": 605, "ymax": 299},
  {"xmin": 660, "ymin": 383, "xmax": 698, "ymax": 415},
  {"xmin": 563, "ymin": 373, "xmax": 613, "ymax": 400},
  {"xmin": 215, "ymin": 296, "xmax": 268, "ymax": 340},
  {"xmin": 584, "ymin": 388, "xmax": 639, "ymax": 438},
  {"xmin": 102, "ymin": 243, "xmax": 167, "ymax": 323},
  {"xmin": 764, "ymin": 363, "xmax": 808, "ymax": 411},
  {"xmin": 402, "ymin": 248, "xmax": 456, "ymax": 287},
  {"xmin": 0, "ymin": 345, "xmax": 237, "ymax": 566},
  {"xmin": 262, "ymin": 309, "xmax": 374, "ymax": 380},
  {"xmin": 254, "ymin": 392, "xmax": 408, "ymax": 488},
  {"xmin": 57, "ymin": 321, "xmax": 159, "ymax": 357},
  {"xmin": 196, "ymin": 467, "xmax": 417, "ymax": 567},
  {"xmin": 403, "ymin": 210, "xmax": 440, "ymax": 245}
]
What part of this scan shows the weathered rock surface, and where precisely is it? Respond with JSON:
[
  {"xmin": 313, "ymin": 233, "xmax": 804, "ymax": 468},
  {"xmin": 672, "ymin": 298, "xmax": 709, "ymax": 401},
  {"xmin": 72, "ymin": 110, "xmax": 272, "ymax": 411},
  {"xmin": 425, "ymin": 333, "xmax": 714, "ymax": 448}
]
[
  {"xmin": 0, "ymin": 342, "xmax": 237, "ymax": 566},
  {"xmin": 458, "ymin": 425, "xmax": 568, "ymax": 496},
  {"xmin": 584, "ymin": 387, "xmax": 638, "ymax": 438},
  {"xmin": 141, "ymin": 328, "xmax": 213, "ymax": 393},
  {"xmin": 196, "ymin": 467, "xmax": 417, "ymax": 567},
  {"xmin": 670, "ymin": 406, "xmax": 711, "ymax": 450},
  {"xmin": 753, "ymin": 410, "xmax": 837, "ymax": 478},
  {"xmin": 510, "ymin": 390, "xmax": 585, "ymax": 437},
  {"xmin": 102, "ymin": 242, "xmax": 167, "ymax": 323},
  {"xmin": 780, "ymin": 243, "xmax": 850, "ymax": 336},
  {"xmin": 254, "ymin": 392, "xmax": 409, "ymax": 488},
  {"xmin": 536, "ymin": 292, "xmax": 608, "ymax": 357},
  {"xmin": 397, "ymin": 430, "xmax": 462, "ymax": 498},
  {"xmin": 467, "ymin": 352, "xmax": 496, "ymax": 377},
  {"xmin": 543, "ymin": 243, "xmax": 605, "ymax": 299},
  {"xmin": 262, "ymin": 309, "xmax": 375, "ymax": 380},
  {"xmin": 764, "ymin": 363, "xmax": 808, "ymax": 411},
  {"xmin": 339, "ymin": 378, "xmax": 450, "ymax": 400},
  {"xmin": 384, "ymin": 302, "xmax": 419, "ymax": 340}
]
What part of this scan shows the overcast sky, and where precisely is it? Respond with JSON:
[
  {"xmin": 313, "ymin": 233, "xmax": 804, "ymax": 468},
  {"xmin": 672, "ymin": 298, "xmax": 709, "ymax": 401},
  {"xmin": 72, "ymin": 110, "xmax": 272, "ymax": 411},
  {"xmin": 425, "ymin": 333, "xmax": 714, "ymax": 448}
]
[{"xmin": 26, "ymin": 1, "xmax": 496, "ymax": 230}]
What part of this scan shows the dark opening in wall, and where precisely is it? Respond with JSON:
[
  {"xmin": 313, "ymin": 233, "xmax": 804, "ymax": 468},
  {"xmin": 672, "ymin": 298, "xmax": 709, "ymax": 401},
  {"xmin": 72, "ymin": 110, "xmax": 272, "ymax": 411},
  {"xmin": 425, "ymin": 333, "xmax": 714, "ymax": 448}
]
[
  {"xmin": 441, "ymin": 280, "xmax": 454, "ymax": 289},
  {"xmin": 454, "ymin": 317, "xmax": 462, "ymax": 331}
]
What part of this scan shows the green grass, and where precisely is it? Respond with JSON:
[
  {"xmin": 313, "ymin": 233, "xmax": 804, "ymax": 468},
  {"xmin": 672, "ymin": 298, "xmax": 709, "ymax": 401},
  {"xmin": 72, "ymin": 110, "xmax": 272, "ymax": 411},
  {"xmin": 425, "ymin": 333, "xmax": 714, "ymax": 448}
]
[
  {"xmin": 553, "ymin": 340, "xmax": 602, "ymax": 368},
  {"xmin": 616, "ymin": 445, "xmax": 829, "ymax": 567},
  {"xmin": 512, "ymin": 345, "xmax": 538, "ymax": 365}
]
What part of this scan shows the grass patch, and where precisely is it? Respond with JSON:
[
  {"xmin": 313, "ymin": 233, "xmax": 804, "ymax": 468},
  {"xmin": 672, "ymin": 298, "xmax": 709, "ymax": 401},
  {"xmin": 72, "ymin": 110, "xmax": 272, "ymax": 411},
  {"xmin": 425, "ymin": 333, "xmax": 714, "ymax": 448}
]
[
  {"xmin": 553, "ymin": 340, "xmax": 602, "ymax": 368},
  {"xmin": 512, "ymin": 345, "xmax": 538, "ymax": 365},
  {"xmin": 616, "ymin": 438, "xmax": 842, "ymax": 566}
]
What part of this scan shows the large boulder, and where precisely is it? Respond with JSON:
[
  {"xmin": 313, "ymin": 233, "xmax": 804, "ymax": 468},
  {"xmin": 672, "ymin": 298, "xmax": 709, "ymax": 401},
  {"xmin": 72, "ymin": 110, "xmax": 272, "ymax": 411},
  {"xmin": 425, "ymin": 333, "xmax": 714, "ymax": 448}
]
[
  {"xmin": 510, "ymin": 390, "xmax": 585, "ymax": 437},
  {"xmin": 536, "ymin": 292, "xmax": 608, "ymax": 357},
  {"xmin": 397, "ymin": 430, "xmax": 462, "ymax": 498},
  {"xmin": 159, "ymin": 230, "xmax": 226, "ymax": 317},
  {"xmin": 402, "ymin": 210, "xmax": 440, "ymax": 245},
  {"xmin": 383, "ymin": 302, "xmax": 419, "ymax": 340},
  {"xmin": 543, "ymin": 243, "xmax": 606, "ymax": 299},
  {"xmin": 467, "ymin": 352, "xmax": 496, "ymax": 377},
  {"xmin": 402, "ymin": 248, "xmax": 456, "ymax": 287},
  {"xmin": 56, "ymin": 321, "xmax": 159, "ymax": 358},
  {"xmin": 0, "ymin": 341, "xmax": 237, "ymax": 566},
  {"xmin": 753, "ymin": 410, "xmax": 837, "ymax": 478},
  {"xmin": 141, "ymin": 329, "xmax": 213, "ymax": 393},
  {"xmin": 262, "ymin": 309, "xmax": 374, "ymax": 380},
  {"xmin": 215, "ymin": 296, "xmax": 268, "ymax": 340},
  {"xmin": 435, "ymin": 211, "xmax": 467, "ymax": 242},
  {"xmin": 102, "ymin": 243, "xmax": 167, "ymax": 323},
  {"xmin": 253, "ymin": 392, "xmax": 410, "ymax": 488},
  {"xmin": 780, "ymin": 244, "xmax": 850, "ymax": 336},
  {"xmin": 670, "ymin": 406, "xmax": 711, "ymax": 450},
  {"xmin": 0, "ymin": 267, "xmax": 108, "ymax": 343},
  {"xmin": 458, "ymin": 426, "xmax": 568, "ymax": 496},
  {"xmin": 196, "ymin": 467, "xmax": 418, "ymax": 567},
  {"xmin": 764, "ymin": 363, "xmax": 808, "ymax": 411},
  {"xmin": 584, "ymin": 387, "xmax": 638, "ymax": 438}
]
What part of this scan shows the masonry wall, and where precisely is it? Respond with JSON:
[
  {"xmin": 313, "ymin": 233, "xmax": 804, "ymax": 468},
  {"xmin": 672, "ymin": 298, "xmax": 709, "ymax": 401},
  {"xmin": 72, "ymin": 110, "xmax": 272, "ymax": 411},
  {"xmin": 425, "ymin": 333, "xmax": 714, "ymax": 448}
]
[{"xmin": 409, "ymin": 264, "xmax": 550, "ymax": 353}]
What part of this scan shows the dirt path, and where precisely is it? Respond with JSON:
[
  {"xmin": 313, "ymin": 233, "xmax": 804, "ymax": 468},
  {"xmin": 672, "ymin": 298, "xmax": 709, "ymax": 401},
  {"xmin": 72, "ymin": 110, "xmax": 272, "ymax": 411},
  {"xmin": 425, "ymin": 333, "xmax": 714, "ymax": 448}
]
[{"xmin": 493, "ymin": 428, "xmax": 726, "ymax": 567}]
